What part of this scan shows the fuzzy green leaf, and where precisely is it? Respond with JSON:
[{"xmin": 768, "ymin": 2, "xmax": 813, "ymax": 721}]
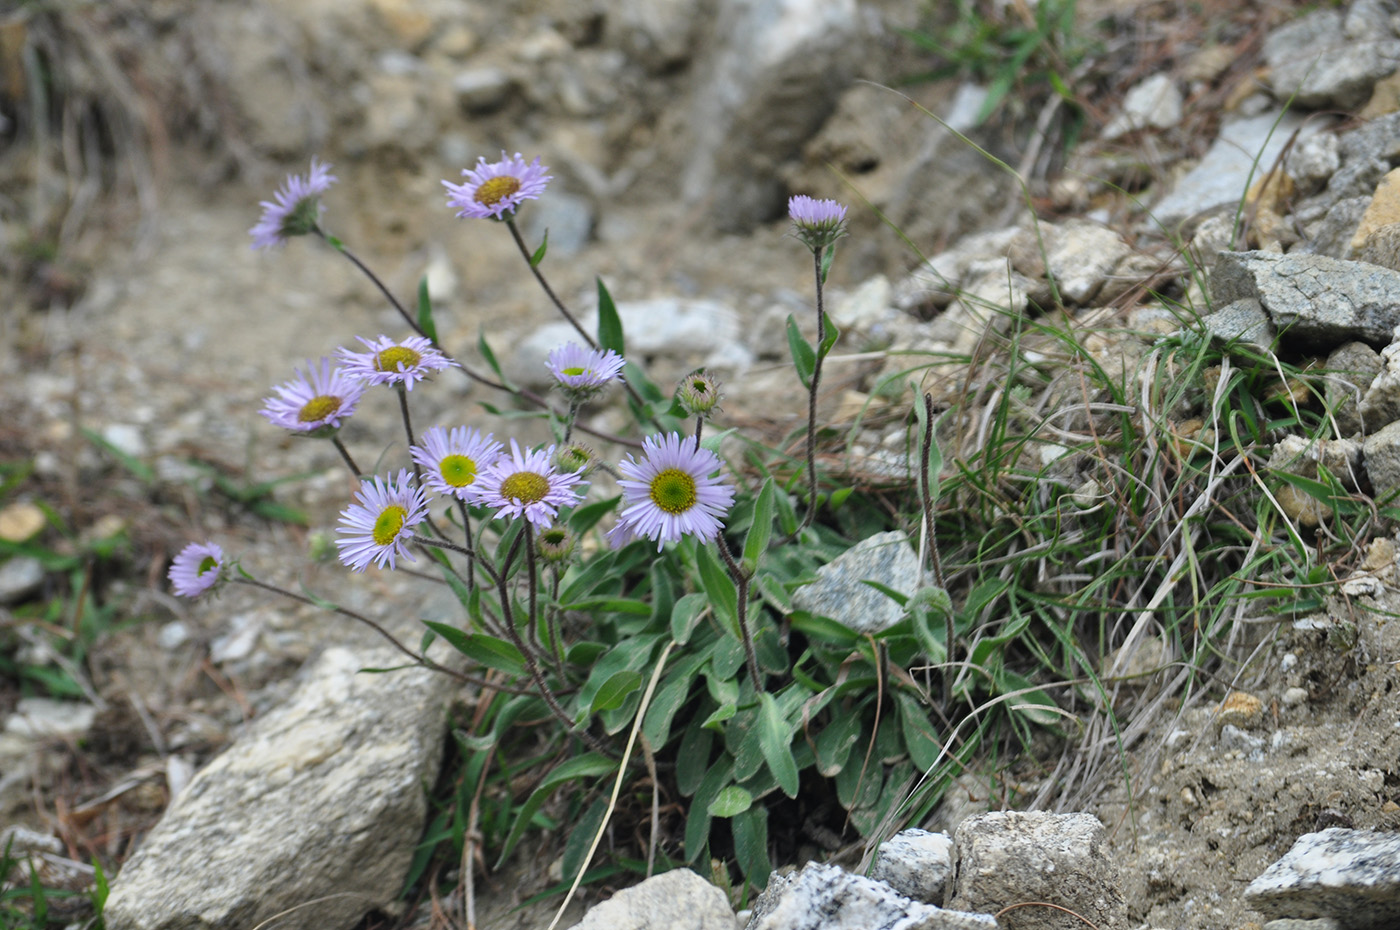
[
  {"xmin": 732, "ymin": 806, "xmax": 773, "ymax": 886},
  {"xmin": 742, "ymin": 477, "xmax": 776, "ymax": 574},
  {"xmin": 416, "ymin": 276, "xmax": 438, "ymax": 342},
  {"xmin": 530, "ymin": 229, "xmax": 549, "ymax": 268},
  {"xmin": 707, "ymin": 785, "xmax": 753, "ymax": 818},
  {"xmin": 757, "ymin": 692, "xmax": 800, "ymax": 797},
  {"xmin": 597, "ymin": 277, "xmax": 625, "ymax": 355},
  {"xmin": 786, "ymin": 315, "xmax": 816, "ymax": 388}
]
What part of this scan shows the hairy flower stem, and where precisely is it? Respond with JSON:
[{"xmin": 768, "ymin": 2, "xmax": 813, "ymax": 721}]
[
  {"xmin": 456, "ymin": 500, "xmax": 477, "ymax": 590},
  {"xmin": 693, "ymin": 415, "xmax": 704, "ymax": 453},
  {"xmin": 505, "ymin": 218, "xmax": 595, "ymax": 347},
  {"xmin": 715, "ymin": 537, "xmax": 762, "ymax": 692},
  {"xmin": 525, "ymin": 525, "xmax": 540, "ymax": 654},
  {"xmin": 562, "ymin": 400, "xmax": 580, "ymax": 444},
  {"xmin": 319, "ymin": 231, "xmax": 421, "ymax": 335},
  {"xmin": 505, "ymin": 218, "xmax": 659, "ymax": 429},
  {"xmin": 232, "ymin": 576, "xmax": 532, "ymax": 693},
  {"xmin": 800, "ymin": 247, "xmax": 828, "ymax": 532},
  {"xmin": 331, "ymin": 436, "xmax": 362, "ymax": 478},
  {"xmin": 498, "ymin": 533, "xmax": 609, "ymax": 756},
  {"xmin": 547, "ymin": 568, "xmax": 566, "ymax": 678},
  {"xmin": 918, "ymin": 391, "xmax": 950, "ymax": 708}
]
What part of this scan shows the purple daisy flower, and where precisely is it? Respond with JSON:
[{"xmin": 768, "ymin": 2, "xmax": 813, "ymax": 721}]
[
  {"xmin": 336, "ymin": 334, "xmax": 458, "ymax": 391},
  {"xmin": 410, "ymin": 426, "xmax": 503, "ymax": 501},
  {"xmin": 474, "ymin": 439, "xmax": 584, "ymax": 529},
  {"xmin": 545, "ymin": 342, "xmax": 626, "ymax": 399},
  {"xmin": 249, "ymin": 157, "xmax": 338, "ymax": 249},
  {"xmin": 787, "ymin": 195, "xmax": 848, "ymax": 252},
  {"xmin": 259, "ymin": 358, "xmax": 365, "ymax": 436},
  {"xmin": 168, "ymin": 542, "xmax": 229, "ymax": 598},
  {"xmin": 607, "ymin": 432, "xmax": 736, "ymax": 551},
  {"xmin": 443, "ymin": 152, "xmax": 552, "ymax": 220},
  {"xmin": 335, "ymin": 469, "xmax": 431, "ymax": 572}
]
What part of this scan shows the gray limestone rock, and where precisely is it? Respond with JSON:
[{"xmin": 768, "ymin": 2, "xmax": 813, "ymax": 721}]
[
  {"xmin": 1364, "ymin": 420, "xmax": 1400, "ymax": 496},
  {"xmin": 1263, "ymin": 919, "xmax": 1342, "ymax": 930},
  {"xmin": 1286, "ymin": 132, "xmax": 1342, "ymax": 193},
  {"xmin": 1264, "ymin": 8, "xmax": 1400, "ymax": 111},
  {"xmin": 1044, "ymin": 220, "xmax": 1133, "ymax": 305},
  {"xmin": 1342, "ymin": 112, "xmax": 1400, "ymax": 164},
  {"xmin": 1359, "ymin": 334, "xmax": 1400, "ymax": 429},
  {"xmin": 104, "ymin": 645, "xmax": 454, "ymax": 930},
  {"xmin": 0, "ymin": 556, "xmax": 44, "ymax": 605},
  {"xmin": 1299, "ymin": 196, "xmax": 1371, "ymax": 259},
  {"xmin": 1202, "ymin": 297, "xmax": 1275, "ymax": 349},
  {"xmin": 1102, "ymin": 74, "xmax": 1183, "ymax": 139},
  {"xmin": 1328, "ymin": 340, "xmax": 1384, "ymax": 435},
  {"xmin": 506, "ymin": 297, "xmax": 745, "ymax": 390},
  {"xmin": 1151, "ymin": 112, "xmax": 1310, "ymax": 228},
  {"xmin": 520, "ymin": 190, "xmax": 595, "ymax": 258},
  {"xmin": 948, "ymin": 811, "xmax": 1128, "ymax": 930},
  {"xmin": 872, "ymin": 829, "xmax": 954, "ymax": 907},
  {"xmin": 567, "ymin": 868, "xmax": 736, "ymax": 930},
  {"xmin": 1244, "ymin": 828, "xmax": 1400, "ymax": 929},
  {"xmin": 791, "ymin": 531, "xmax": 920, "ymax": 633},
  {"xmin": 746, "ymin": 862, "xmax": 998, "ymax": 930},
  {"xmin": 1209, "ymin": 251, "xmax": 1400, "ymax": 351},
  {"xmin": 681, "ymin": 0, "xmax": 861, "ymax": 232}
]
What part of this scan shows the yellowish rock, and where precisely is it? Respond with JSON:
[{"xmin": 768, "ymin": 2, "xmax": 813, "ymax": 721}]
[
  {"xmin": 0, "ymin": 503, "xmax": 45, "ymax": 543},
  {"xmin": 1214, "ymin": 690, "xmax": 1264, "ymax": 729},
  {"xmin": 1362, "ymin": 537, "xmax": 1397, "ymax": 573},
  {"xmin": 1349, "ymin": 167, "xmax": 1400, "ymax": 254},
  {"xmin": 1361, "ymin": 71, "xmax": 1400, "ymax": 119},
  {"xmin": 1275, "ymin": 482, "xmax": 1332, "ymax": 527}
]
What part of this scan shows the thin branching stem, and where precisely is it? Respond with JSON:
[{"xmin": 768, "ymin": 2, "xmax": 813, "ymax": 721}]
[
  {"xmin": 918, "ymin": 391, "xmax": 951, "ymax": 709},
  {"xmin": 232, "ymin": 576, "xmax": 533, "ymax": 693},
  {"xmin": 693, "ymin": 415, "xmax": 704, "ymax": 453},
  {"xmin": 456, "ymin": 499, "xmax": 476, "ymax": 590},
  {"xmin": 714, "ymin": 535, "xmax": 762, "ymax": 692},
  {"xmin": 525, "ymin": 524, "xmax": 540, "ymax": 654},
  {"xmin": 497, "ymin": 531, "xmax": 609, "ymax": 755}
]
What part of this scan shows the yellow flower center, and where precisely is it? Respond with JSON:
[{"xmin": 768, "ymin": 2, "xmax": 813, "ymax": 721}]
[
  {"xmin": 298, "ymin": 394, "xmax": 342, "ymax": 423},
  {"xmin": 197, "ymin": 556, "xmax": 219, "ymax": 576},
  {"xmin": 475, "ymin": 176, "xmax": 522, "ymax": 207},
  {"xmin": 375, "ymin": 346, "xmax": 422, "ymax": 373},
  {"xmin": 650, "ymin": 468, "xmax": 697, "ymax": 514},
  {"xmin": 372, "ymin": 505, "xmax": 409, "ymax": 546},
  {"xmin": 438, "ymin": 454, "xmax": 479, "ymax": 488},
  {"xmin": 500, "ymin": 471, "xmax": 549, "ymax": 504}
]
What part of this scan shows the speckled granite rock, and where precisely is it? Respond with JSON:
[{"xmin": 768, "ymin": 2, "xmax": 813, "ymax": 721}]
[
  {"xmin": 872, "ymin": 829, "xmax": 954, "ymax": 907},
  {"xmin": 1245, "ymin": 828, "xmax": 1400, "ymax": 929},
  {"xmin": 791, "ymin": 531, "xmax": 920, "ymax": 633},
  {"xmin": 746, "ymin": 862, "xmax": 998, "ymax": 930}
]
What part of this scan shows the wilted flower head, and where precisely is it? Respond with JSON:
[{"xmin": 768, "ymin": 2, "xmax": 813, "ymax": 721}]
[
  {"xmin": 546, "ymin": 342, "xmax": 626, "ymax": 401},
  {"xmin": 787, "ymin": 195, "xmax": 848, "ymax": 252},
  {"xmin": 260, "ymin": 358, "xmax": 365, "ymax": 436},
  {"xmin": 249, "ymin": 157, "xmax": 337, "ymax": 249},
  {"xmin": 607, "ymin": 432, "xmax": 735, "ymax": 551},
  {"xmin": 168, "ymin": 542, "xmax": 229, "ymax": 598},
  {"xmin": 535, "ymin": 525, "xmax": 577, "ymax": 564},
  {"xmin": 335, "ymin": 469, "xmax": 431, "ymax": 573},
  {"xmin": 443, "ymin": 152, "xmax": 552, "ymax": 220},
  {"xmin": 336, "ymin": 334, "xmax": 458, "ymax": 391},
  {"xmin": 676, "ymin": 369, "xmax": 724, "ymax": 417},
  {"xmin": 410, "ymin": 426, "xmax": 502, "ymax": 501},
  {"xmin": 475, "ymin": 440, "xmax": 584, "ymax": 529}
]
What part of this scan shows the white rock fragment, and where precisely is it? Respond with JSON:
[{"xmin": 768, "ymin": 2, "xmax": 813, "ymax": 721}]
[{"xmin": 1103, "ymin": 74, "xmax": 1183, "ymax": 139}]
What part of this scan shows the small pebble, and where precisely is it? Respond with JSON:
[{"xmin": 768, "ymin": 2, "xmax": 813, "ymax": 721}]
[{"xmin": 1282, "ymin": 686, "xmax": 1309, "ymax": 706}]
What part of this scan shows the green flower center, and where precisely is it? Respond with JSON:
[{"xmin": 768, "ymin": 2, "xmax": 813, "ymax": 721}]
[
  {"xmin": 475, "ymin": 176, "xmax": 522, "ymax": 207},
  {"xmin": 372, "ymin": 505, "xmax": 409, "ymax": 546},
  {"xmin": 197, "ymin": 556, "xmax": 219, "ymax": 576},
  {"xmin": 500, "ymin": 471, "xmax": 549, "ymax": 504},
  {"xmin": 438, "ymin": 454, "xmax": 479, "ymax": 488},
  {"xmin": 280, "ymin": 198, "xmax": 321, "ymax": 237},
  {"xmin": 298, "ymin": 394, "xmax": 341, "ymax": 423},
  {"xmin": 375, "ymin": 346, "xmax": 422, "ymax": 373},
  {"xmin": 650, "ymin": 468, "xmax": 697, "ymax": 514},
  {"xmin": 561, "ymin": 366, "xmax": 588, "ymax": 377}
]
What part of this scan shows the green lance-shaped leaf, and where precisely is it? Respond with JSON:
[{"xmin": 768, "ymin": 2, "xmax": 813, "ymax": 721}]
[
  {"xmin": 416, "ymin": 276, "xmax": 438, "ymax": 343},
  {"xmin": 597, "ymin": 276, "xmax": 625, "ymax": 355}
]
